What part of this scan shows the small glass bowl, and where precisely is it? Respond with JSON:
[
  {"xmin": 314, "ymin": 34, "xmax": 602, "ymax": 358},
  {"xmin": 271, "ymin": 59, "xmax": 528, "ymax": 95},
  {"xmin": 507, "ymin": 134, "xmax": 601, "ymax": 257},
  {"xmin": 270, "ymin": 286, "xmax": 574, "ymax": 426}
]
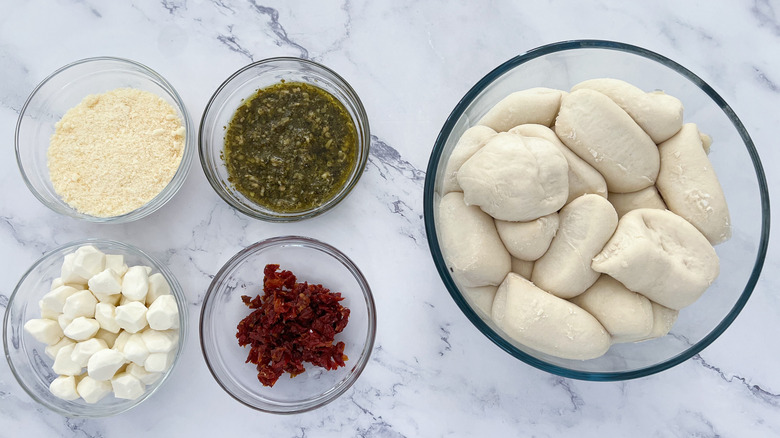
[
  {"xmin": 200, "ymin": 236, "xmax": 376, "ymax": 414},
  {"xmin": 15, "ymin": 57, "xmax": 195, "ymax": 223},
  {"xmin": 3, "ymin": 238, "xmax": 188, "ymax": 417},
  {"xmin": 199, "ymin": 57, "xmax": 370, "ymax": 222},
  {"xmin": 424, "ymin": 40, "xmax": 770, "ymax": 381}
]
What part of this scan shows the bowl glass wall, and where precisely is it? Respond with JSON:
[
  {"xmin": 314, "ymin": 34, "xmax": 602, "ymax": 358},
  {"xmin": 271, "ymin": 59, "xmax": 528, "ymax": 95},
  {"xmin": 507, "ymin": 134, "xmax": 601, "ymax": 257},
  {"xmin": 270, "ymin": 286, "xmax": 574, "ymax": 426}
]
[
  {"xmin": 15, "ymin": 57, "xmax": 194, "ymax": 223},
  {"xmin": 424, "ymin": 40, "xmax": 770, "ymax": 380},
  {"xmin": 200, "ymin": 236, "xmax": 376, "ymax": 413},
  {"xmin": 3, "ymin": 238, "xmax": 188, "ymax": 417},
  {"xmin": 199, "ymin": 58, "xmax": 370, "ymax": 221}
]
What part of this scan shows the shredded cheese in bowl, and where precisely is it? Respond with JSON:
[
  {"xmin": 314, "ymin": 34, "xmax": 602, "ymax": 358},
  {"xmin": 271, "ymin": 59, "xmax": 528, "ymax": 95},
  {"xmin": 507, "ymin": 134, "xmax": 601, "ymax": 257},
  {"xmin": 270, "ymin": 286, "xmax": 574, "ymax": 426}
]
[{"xmin": 47, "ymin": 88, "xmax": 185, "ymax": 218}]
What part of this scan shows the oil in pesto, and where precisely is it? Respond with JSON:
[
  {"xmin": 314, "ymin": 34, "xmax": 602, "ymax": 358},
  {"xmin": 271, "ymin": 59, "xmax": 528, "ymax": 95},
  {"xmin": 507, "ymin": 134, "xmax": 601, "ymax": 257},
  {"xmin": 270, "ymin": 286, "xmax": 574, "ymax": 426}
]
[{"xmin": 224, "ymin": 81, "xmax": 358, "ymax": 213}]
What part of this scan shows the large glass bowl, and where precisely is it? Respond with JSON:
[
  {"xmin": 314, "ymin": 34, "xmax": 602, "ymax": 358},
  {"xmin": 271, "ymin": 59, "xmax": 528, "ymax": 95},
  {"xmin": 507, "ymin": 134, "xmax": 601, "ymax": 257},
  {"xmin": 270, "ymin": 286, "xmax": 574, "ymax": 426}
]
[
  {"xmin": 199, "ymin": 57, "xmax": 370, "ymax": 222},
  {"xmin": 423, "ymin": 40, "xmax": 770, "ymax": 381},
  {"xmin": 15, "ymin": 57, "xmax": 195, "ymax": 223},
  {"xmin": 3, "ymin": 238, "xmax": 189, "ymax": 417},
  {"xmin": 200, "ymin": 236, "xmax": 376, "ymax": 413}
]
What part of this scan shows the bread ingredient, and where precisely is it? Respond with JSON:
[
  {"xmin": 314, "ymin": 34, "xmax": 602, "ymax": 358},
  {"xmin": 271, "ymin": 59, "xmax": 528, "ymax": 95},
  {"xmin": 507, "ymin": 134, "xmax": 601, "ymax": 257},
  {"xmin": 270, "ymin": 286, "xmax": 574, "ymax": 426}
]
[
  {"xmin": 111, "ymin": 372, "xmax": 145, "ymax": 400},
  {"xmin": 555, "ymin": 89, "xmax": 659, "ymax": 193},
  {"xmin": 608, "ymin": 186, "xmax": 667, "ymax": 218},
  {"xmin": 23, "ymin": 245, "xmax": 180, "ymax": 402},
  {"xmin": 591, "ymin": 208, "xmax": 719, "ymax": 310},
  {"xmin": 146, "ymin": 295, "xmax": 179, "ymax": 330},
  {"xmin": 477, "ymin": 87, "xmax": 564, "ymax": 131},
  {"xmin": 569, "ymin": 275, "xmax": 654, "ymax": 343},
  {"xmin": 442, "ymin": 125, "xmax": 496, "ymax": 194},
  {"xmin": 508, "ymin": 124, "xmax": 607, "ymax": 203},
  {"xmin": 495, "ymin": 213, "xmax": 559, "ymax": 261},
  {"xmin": 638, "ymin": 302, "xmax": 679, "ymax": 341},
  {"xmin": 458, "ymin": 132, "xmax": 569, "ymax": 221},
  {"xmin": 23, "ymin": 318, "xmax": 63, "ymax": 345},
  {"xmin": 657, "ymin": 123, "xmax": 731, "ymax": 244},
  {"xmin": 237, "ymin": 264, "xmax": 350, "ymax": 387},
  {"xmin": 224, "ymin": 81, "xmax": 357, "ymax": 213},
  {"xmin": 571, "ymin": 78, "xmax": 683, "ymax": 143},
  {"xmin": 460, "ymin": 285, "xmax": 498, "ymax": 316},
  {"xmin": 510, "ymin": 258, "xmax": 534, "ymax": 280},
  {"xmin": 438, "ymin": 79, "xmax": 730, "ymax": 361},
  {"xmin": 491, "ymin": 273, "xmax": 611, "ymax": 360},
  {"xmin": 49, "ymin": 375, "xmax": 80, "ymax": 401},
  {"xmin": 77, "ymin": 376, "xmax": 112, "ymax": 404},
  {"xmin": 438, "ymin": 192, "xmax": 510, "ymax": 287},
  {"xmin": 48, "ymin": 88, "xmax": 184, "ymax": 217},
  {"xmin": 531, "ymin": 194, "xmax": 618, "ymax": 299}
]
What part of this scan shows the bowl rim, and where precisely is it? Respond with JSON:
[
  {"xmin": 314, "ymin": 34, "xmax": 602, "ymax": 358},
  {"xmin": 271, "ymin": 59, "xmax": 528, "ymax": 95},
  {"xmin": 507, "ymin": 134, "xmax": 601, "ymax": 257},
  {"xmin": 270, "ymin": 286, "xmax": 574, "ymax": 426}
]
[
  {"xmin": 198, "ymin": 56, "xmax": 371, "ymax": 222},
  {"xmin": 199, "ymin": 235, "xmax": 377, "ymax": 413},
  {"xmin": 2, "ymin": 237, "xmax": 189, "ymax": 417},
  {"xmin": 423, "ymin": 39, "xmax": 771, "ymax": 381},
  {"xmin": 14, "ymin": 55, "xmax": 195, "ymax": 224}
]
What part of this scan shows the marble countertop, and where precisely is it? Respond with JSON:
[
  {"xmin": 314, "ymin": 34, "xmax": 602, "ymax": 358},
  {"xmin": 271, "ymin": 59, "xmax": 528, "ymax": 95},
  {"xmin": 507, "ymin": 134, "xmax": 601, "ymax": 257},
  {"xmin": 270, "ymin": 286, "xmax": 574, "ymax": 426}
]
[{"xmin": 1, "ymin": 1, "xmax": 777, "ymax": 436}]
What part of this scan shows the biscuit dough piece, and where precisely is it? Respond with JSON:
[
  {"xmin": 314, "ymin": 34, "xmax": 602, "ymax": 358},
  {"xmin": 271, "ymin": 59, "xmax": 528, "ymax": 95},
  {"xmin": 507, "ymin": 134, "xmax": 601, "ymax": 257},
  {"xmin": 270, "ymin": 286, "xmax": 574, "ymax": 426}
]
[
  {"xmin": 442, "ymin": 125, "xmax": 497, "ymax": 194},
  {"xmin": 461, "ymin": 285, "xmax": 497, "ymax": 316},
  {"xmin": 438, "ymin": 192, "xmax": 511, "ymax": 287},
  {"xmin": 591, "ymin": 208, "xmax": 719, "ymax": 310},
  {"xmin": 532, "ymin": 194, "xmax": 618, "ymax": 299},
  {"xmin": 571, "ymin": 78, "xmax": 683, "ymax": 143},
  {"xmin": 656, "ymin": 123, "xmax": 731, "ymax": 244},
  {"xmin": 608, "ymin": 186, "xmax": 667, "ymax": 218},
  {"xmin": 635, "ymin": 302, "xmax": 679, "ymax": 342},
  {"xmin": 495, "ymin": 213, "xmax": 559, "ymax": 261},
  {"xmin": 491, "ymin": 273, "xmax": 611, "ymax": 360},
  {"xmin": 570, "ymin": 275, "xmax": 654, "ymax": 343},
  {"xmin": 555, "ymin": 89, "xmax": 660, "ymax": 193},
  {"xmin": 458, "ymin": 133, "xmax": 569, "ymax": 222},
  {"xmin": 477, "ymin": 87, "xmax": 563, "ymax": 132},
  {"xmin": 511, "ymin": 258, "xmax": 534, "ymax": 280},
  {"xmin": 509, "ymin": 124, "xmax": 607, "ymax": 203},
  {"xmin": 700, "ymin": 132, "xmax": 712, "ymax": 154}
]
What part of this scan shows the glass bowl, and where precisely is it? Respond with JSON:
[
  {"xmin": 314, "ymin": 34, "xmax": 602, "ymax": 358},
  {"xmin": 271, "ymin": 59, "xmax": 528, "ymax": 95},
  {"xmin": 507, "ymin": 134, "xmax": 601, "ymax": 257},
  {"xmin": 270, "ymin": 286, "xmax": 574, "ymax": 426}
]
[
  {"xmin": 423, "ymin": 40, "xmax": 770, "ymax": 381},
  {"xmin": 3, "ymin": 238, "xmax": 189, "ymax": 417},
  {"xmin": 15, "ymin": 57, "xmax": 195, "ymax": 223},
  {"xmin": 199, "ymin": 57, "xmax": 370, "ymax": 222},
  {"xmin": 200, "ymin": 236, "xmax": 376, "ymax": 413}
]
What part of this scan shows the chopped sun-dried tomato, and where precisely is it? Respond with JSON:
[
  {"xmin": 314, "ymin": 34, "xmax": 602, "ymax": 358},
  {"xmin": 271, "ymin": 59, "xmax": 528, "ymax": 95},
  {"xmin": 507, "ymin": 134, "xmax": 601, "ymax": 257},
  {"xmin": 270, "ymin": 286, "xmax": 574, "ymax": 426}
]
[{"xmin": 236, "ymin": 264, "xmax": 350, "ymax": 387}]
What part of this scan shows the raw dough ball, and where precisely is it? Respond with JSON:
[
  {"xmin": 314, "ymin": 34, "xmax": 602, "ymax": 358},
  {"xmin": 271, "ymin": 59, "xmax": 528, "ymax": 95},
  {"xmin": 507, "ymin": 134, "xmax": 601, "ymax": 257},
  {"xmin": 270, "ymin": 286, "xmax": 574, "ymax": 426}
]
[
  {"xmin": 555, "ymin": 89, "xmax": 659, "ymax": 193},
  {"xmin": 569, "ymin": 275, "xmax": 654, "ymax": 343},
  {"xmin": 491, "ymin": 273, "xmax": 610, "ymax": 360},
  {"xmin": 438, "ymin": 192, "xmax": 511, "ymax": 287},
  {"xmin": 591, "ymin": 208, "xmax": 719, "ymax": 310},
  {"xmin": 511, "ymin": 258, "xmax": 534, "ymax": 280},
  {"xmin": 458, "ymin": 133, "xmax": 569, "ymax": 221},
  {"xmin": 532, "ymin": 194, "xmax": 618, "ymax": 299},
  {"xmin": 656, "ymin": 123, "xmax": 731, "ymax": 244},
  {"xmin": 700, "ymin": 132, "xmax": 712, "ymax": 154},
  {"xmin": 495, "ymin": 213, "xmax": 559, "ymax": 261},
  {"xmin": 608, "ymin": 186, "xmax": 667, "ymax": 218},
  {"xmin": 638, "ymin": 302, "xmax": 679, "ymax": 341},
  {"xmin": 571, "ymin": 78, "xmax": 683, "ymax": 143},
  {"xmin": 509, "ymin": 124, "xmax": 607, "ymax": 203},
  {"xmin": 461, "ymin": 285, "xmax": 497, "ymax": 316},
  {"xmin": 442, "ymin": 125, "xmax": 496, "ymax": 193},
  {"xmin": 477, "ymin": 87, "xmax": 564, "ymax": 132}
]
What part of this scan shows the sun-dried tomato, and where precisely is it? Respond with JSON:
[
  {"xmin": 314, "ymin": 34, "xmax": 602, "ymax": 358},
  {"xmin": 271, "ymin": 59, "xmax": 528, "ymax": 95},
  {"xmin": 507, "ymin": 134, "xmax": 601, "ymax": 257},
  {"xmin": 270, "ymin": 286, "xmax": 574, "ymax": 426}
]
[{"xmin": 236, "ymin": 264, "xmax": 350, "ymax": 387}]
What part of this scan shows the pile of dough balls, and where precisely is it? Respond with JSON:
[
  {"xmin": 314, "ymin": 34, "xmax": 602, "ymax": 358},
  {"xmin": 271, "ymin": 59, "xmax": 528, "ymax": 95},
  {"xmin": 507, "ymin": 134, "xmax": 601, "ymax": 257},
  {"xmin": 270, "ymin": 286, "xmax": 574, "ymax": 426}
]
[
  {"xmin": 438, "ymin": 78, "xmax": 730, "ymax": 360},
  {"xmin": 23, "ymin": 245, "xmax": 180, "ymax": 402}
]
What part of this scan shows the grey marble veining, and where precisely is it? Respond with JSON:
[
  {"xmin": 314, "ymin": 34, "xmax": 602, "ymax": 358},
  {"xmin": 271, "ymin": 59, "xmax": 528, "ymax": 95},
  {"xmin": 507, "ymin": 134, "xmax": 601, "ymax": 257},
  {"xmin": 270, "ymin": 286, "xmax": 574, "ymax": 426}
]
[{"xmin": 0, "ymin": 1, "xmax": 778, "ymax": 437}]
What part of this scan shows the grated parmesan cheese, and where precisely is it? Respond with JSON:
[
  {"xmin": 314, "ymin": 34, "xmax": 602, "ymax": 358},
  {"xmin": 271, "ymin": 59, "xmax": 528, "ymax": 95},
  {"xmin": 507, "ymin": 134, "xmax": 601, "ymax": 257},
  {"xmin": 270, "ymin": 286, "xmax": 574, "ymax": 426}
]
[{"xmin": 47, "ymin": 88, "xmax": 185, "ymax": 218}]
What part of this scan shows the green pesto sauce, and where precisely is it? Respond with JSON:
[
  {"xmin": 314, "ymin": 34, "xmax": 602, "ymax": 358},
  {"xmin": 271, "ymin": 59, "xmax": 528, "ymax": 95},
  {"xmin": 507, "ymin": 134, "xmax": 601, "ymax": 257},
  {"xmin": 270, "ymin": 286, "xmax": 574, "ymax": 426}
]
[{"xmin": 224, "ymin": 81, "xmax": 358, "ymax": 213}]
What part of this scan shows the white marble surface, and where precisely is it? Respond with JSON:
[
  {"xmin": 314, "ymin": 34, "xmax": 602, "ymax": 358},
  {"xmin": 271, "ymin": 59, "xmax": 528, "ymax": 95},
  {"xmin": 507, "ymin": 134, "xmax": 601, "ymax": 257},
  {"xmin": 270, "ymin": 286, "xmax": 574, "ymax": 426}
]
[{"xmin": 0, "ymin": 1, "xmax": 777, "ymax": 436}]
